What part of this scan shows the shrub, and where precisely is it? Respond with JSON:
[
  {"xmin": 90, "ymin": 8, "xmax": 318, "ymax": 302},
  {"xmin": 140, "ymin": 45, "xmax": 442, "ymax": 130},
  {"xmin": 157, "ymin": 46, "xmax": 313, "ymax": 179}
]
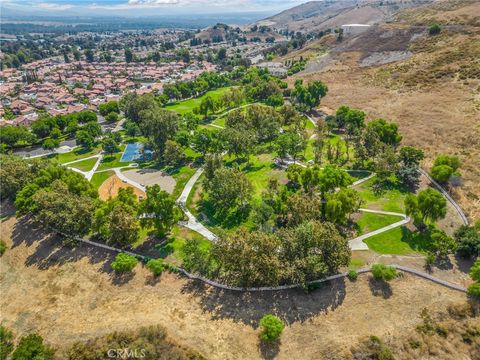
[
  {"xmin": 469, "ymin": 259, "xmax": 480, "ymax": 282},
  {"xmin": 0, "ymin": 240, "xmax": 6, "ymax": 256},
  {"xmin": 347, "ymin": 270, "xmax": 358, "ymax": 281},
  {"xmin": 146, "ymin": 258, "xmax": 164, "ymax": 276},
  {"xmin": 259, "ymin": 314, "xmax": 285, "ymax": 342},
  {"xmin": 467, "ymin": 283, "xmax": 480, "ymax": 298},
  {"xmin": 429, "ymin": 23, "xmax": 441, "ymax": 35},
  {"xmin": 352, "ymin": 336, "xmax": 394, "ymax": 360},
  {"xmin": 11, "ymin": 334, "xmax": 54, "ymax": 360},
  {"xmin": 111, "ymin": 253, "xmax": 138, "ymax": 272},
  {"xmin": 431, "ymin": 164, "xmax": 453, "ymax": 183},
  {"xmin": 0, "ymin": 325, "xmax": 14, "ymax": 360},
  {"xmin": 409, "ymin": 338, "xmax": 421, "ymax": 349},
  {"xmin": 371, "ymin": 264, "xmax": 397, "ymax": 281},
  {"xmin": 105, "ymin": 112, "xmax": 119, "ymax": 122}
]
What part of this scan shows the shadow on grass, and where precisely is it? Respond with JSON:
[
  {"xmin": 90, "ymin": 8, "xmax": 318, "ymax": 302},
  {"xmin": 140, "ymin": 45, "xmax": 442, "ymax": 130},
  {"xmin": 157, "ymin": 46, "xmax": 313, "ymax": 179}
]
[
  {"xmin": 198, "ymin": 200, "xmax": 251, "ymax": 229},
  {"xmin": 368, "ymin": 277, "xmax": 393, "ymax": 299},
  {"xmin": 399, "ymin": 227, "xmax": 432, "ymax": 253},
  {"xmin": 180, "ymin": 277, "xmax": 347, "ymax": 326}
]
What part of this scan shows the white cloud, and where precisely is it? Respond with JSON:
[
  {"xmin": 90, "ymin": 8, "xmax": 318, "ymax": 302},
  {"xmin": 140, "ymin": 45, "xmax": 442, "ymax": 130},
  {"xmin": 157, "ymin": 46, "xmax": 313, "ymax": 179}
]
[
  {"xmin": 128, "ymin": 0, "xmax": 179, "ymax": 5},
  {"xmin": 36, "ymin": 2, "xmax": 74, "ymax": 10}
]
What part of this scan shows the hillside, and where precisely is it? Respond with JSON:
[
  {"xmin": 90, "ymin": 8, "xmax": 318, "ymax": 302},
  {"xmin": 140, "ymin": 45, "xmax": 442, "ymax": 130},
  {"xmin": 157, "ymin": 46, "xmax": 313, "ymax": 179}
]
[
  {"xmin": 287, "ymin": 0, "xmax": 480, "ymax": 221},
  {"xmin": 257, "ymin": 0, "xmax": 433, "ymax": 32},
  {"xmin": 0, "ymin": 215, "xmax": 475, "ymax": 360}
]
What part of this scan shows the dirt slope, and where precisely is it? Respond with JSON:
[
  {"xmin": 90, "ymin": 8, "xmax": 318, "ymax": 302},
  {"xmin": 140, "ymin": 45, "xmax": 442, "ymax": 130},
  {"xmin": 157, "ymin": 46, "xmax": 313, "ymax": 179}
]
[{"xmin": 0, "ymin": 216, "xmax": 470, "ymax": 359}]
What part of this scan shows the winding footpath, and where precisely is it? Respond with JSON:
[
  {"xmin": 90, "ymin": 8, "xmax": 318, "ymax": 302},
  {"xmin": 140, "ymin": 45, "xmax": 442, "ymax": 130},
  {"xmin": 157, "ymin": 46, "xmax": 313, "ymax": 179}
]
[
  {"xmin": 71, "ymin": 234, "xmax": 468, "ymax": 293},
  {"xmin": 176, "ymin": 168, "xmax": 217, "ymax": 241}
]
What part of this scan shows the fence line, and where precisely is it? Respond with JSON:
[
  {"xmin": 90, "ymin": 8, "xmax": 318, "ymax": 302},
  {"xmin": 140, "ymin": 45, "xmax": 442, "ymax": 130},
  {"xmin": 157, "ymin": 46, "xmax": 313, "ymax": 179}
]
[
  {"xmin": 74, "ymin": 236, "xmax": 467, "ymax": 293},
  {"xmin": 420, "ymin": 169, "xmax": 469, "ymax": 225}
]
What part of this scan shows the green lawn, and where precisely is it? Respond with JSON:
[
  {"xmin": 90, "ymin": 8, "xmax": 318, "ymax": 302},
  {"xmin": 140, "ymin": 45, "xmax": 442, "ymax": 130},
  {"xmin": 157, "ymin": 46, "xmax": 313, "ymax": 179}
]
[
  {"xmin": 168, "ymin": 165, "xmax": 197, "ymax": 199},
  {"xmin": 302, "ymin": 134, "xmax": 349, "ymax": 164},
  {"xmin": 355, "ymin": 212, "xmax": 403, "ymax": 235},
  {"xmin": 156, "ymin": 225, "xmax": 212, "ymax": 264},
  {"xmin": 364, "ymin": 226, "xmax": 431, "ymax": 255},
  {"xmin": 49, "ymin": 146, "xmax": 101, "ymax": 164},
  {"xmin": 354, "ymin": 177, "xmax": 409, "ymax": 213},
  {"xmin": 211, "ymin": 117, "xmax": 226, "ymax": 127},
  {"xmin": 164, "ymin": 87, "xmax": 233, "ymax": 116},
  {"xmin": 90, "ymin": 170, "xmax": 114, "ymax": 190},
  {"xmin": 184, "ymin": 147, "xmax": 202, "ymax": 162},
  {"xmin": 232, "ymin": 153, "xmax": 287, "ymax": 200},
  {"xmin": 68, "ymin": 157, "xmax": 98, "ymax": 172}
]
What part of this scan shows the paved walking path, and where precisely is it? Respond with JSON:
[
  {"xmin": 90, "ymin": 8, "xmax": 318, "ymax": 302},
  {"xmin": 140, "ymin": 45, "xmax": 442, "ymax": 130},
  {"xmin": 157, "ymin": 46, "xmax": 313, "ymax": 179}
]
[
  {"xmin": 348, "ymin": 209, "xmax": 410, "ymax": 251},
  {"xmin": 65, "ymin": 154, "xmax": 104, "ymax": 181},
  {"xmin": 70, "ymin": 234, "xmax": 468, "ymax": 293},
  {"xmin": 176, "ymin": 168, "xmax": 217, "ymax": 241}
]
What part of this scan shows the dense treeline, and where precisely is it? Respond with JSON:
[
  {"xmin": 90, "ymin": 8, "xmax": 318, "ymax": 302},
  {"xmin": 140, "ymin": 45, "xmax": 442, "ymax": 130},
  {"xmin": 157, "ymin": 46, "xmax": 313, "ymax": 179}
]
[
  {"xmin": 0, "ymin": 155, "xmax": 180, "ymax": 248},
  {"xmin": 0, "ymin": 110, "xmax": 99, "ymax": 151}
]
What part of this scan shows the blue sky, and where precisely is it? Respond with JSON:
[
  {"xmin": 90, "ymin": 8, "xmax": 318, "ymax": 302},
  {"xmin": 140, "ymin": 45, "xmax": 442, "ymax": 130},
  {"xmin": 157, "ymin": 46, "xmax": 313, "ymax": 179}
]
[{"xmin": 2, "ymin": 0, "xmax": 306, "ymax": 16}]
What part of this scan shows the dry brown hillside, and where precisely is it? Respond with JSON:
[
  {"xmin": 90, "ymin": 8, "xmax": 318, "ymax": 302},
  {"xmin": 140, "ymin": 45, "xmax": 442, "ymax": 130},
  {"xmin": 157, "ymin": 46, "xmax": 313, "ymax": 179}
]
[
  {"xmin": 258, "ymin": 0, "xmax": 433, "ymax": 32},
  {"xmin": 293, "ymin": 0, "xmax": 480, "ymax": 221},
  {"xmin": 0, "ymin": 215, "xmax": 476, "ymax": 360}
]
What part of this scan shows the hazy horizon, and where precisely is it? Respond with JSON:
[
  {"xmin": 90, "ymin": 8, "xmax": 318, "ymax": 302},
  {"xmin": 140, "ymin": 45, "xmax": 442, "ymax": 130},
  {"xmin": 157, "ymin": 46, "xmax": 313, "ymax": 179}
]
[{"xmin": 1, "ymin": 0, "xmax": 307, "ymax": 18}]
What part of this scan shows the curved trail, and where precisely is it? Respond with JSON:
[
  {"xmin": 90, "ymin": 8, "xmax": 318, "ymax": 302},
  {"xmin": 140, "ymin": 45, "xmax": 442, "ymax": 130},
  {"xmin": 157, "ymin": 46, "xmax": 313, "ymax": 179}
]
[{"xmin": 70, "ymin": 235, "xmax": 469, "ymax": 293}]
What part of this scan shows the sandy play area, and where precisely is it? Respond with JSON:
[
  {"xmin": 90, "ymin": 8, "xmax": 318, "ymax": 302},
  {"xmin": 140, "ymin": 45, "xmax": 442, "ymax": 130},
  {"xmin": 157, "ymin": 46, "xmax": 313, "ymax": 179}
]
[
  {"xmin": 98, "ymin": 174, "xmax": 146, "ymax": 200},
  {"xmin": 122, "ymin": 168, "xmax": 176, "ymax": 194}
]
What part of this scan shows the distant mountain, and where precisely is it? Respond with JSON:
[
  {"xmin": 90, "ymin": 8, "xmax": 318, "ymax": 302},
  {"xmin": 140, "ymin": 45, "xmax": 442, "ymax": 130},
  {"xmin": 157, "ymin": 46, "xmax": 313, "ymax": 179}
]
[{"xmin": 257, "ymin": 0, "xmax": 433, "ymax": 33}]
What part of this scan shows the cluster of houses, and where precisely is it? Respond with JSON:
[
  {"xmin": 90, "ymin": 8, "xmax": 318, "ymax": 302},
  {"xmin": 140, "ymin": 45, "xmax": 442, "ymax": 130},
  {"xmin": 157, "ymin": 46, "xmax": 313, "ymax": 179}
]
[{"xmin": 0, "ymin": 58, "xmax": 216, "ymax": 127}]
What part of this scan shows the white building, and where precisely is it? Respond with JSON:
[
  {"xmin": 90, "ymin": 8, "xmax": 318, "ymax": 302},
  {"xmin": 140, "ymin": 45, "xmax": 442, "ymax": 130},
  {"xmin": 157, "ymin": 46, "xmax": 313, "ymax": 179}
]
[{"xmin": 341, "ymin": 24, "xmax": 371, "ymax": 35}]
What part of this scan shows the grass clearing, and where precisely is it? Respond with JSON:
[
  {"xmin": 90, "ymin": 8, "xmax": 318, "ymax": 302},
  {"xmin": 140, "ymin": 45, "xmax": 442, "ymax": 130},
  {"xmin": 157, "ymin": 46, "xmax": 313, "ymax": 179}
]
[
  {"xmin": 90, "ymin": 170, "xmax": 114, "ymax": 190},
  {"xmin": 164, "ymin": 87, "xmax": 233, "ymax": 116},
  {"xmin": 156, "ymin": 225, "xmax": 212, "ymax": 264},
  {"xmin": 355, "ymin": 212, "xmax": 403, "ymax": 235},
  {"xmin": 364, "ymin": 226, "xmax": 431, "ymax": 255},
  {"xmin": 354, "ymin": 177, "xmax": 409, "ymax": 213},
  {"xmin": 167, "ymin": 165, "xmax": 197, "ymax": 199},
  {"xmin": 68, "ymin": 157, "xmax": 98, "ymax": 172},
  {"xmin": 233, "ymin": 153, "xmax": 287, "ymax": 200},
  {"xmin": 49, "ymin": 146, "xmax": 101, "ymax": 164}
]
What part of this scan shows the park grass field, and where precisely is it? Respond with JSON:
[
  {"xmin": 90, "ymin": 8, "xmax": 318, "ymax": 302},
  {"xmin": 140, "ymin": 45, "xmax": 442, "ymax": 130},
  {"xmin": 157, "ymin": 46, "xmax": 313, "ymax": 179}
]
[
  {"xmin": 302, "ymin": 134, "xmax": 349, "ymax": 163},
  {"xmin": 90, "ymin": 170, "xmax": 114, "ymax": 190},
  {"xmin": 49, "ymin": 146, "xmax": 101, "ymax": 164},
  {"xmin": 156, "ymin": 225, "xmax": 212, "ymax": 265},
  {"xmin": 167, "ymin": 165, "xmax": 197, "ymax": 199},
  {"xmin": 164, "ymin": 87, "xmax": 233, "ymax": 116},
  {"xmin": 354, "ymin": 211, "xmax": 404, "ymax": 235},
  {"xmin": 364, "ymin": 226, "xmax": 431, "ymax": 255},
  {"xmin": 68, "ymin": 157, "xmax": 98, "ymax": 172},
  {"xmin": 354, "ymin": 177, "xmax": 408, "ymax": 213}
]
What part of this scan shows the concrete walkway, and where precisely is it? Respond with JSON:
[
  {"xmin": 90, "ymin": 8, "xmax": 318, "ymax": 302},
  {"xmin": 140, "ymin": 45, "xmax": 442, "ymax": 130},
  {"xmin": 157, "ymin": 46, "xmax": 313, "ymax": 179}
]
[
  {"xmin": 348, "ymin": 209, "xmax": 410, "ymax": 251},
  {"xmin": 65, "ymin": 154, "xmax": 104, "ymax": 181},
  {"xmin": 176, "ymin": 168, "xmax": 217, "ymax": 241}
]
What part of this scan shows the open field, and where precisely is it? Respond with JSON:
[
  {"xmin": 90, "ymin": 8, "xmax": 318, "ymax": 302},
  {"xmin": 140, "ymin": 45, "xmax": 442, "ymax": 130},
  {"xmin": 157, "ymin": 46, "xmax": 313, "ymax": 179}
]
[
  {"xmin": 98, "ymin": 174, "xmax": 145, "ymax": 200},
  {"xmin": 0, "ymin": 215, "xmax": 473, "ymax": 360},
  {"xmin": 354, "ymin": 211, "xmax": 404, "ymax": 235},
  {"xmin": 48, "ymin": 146, "xmax": 101, "ymax": 164},
  {"xmin": 353, "ymin": 177, "xmax": 407, "ymax": 213},
  {"xmin": 67, "ymin": 157, "xmax": 98, "ymax": 172},
  {"xmin": 89, "ymin": 170, "xmax": 114, "ymax": 190},
  {"xmin": 164, "ymin": 87, "xmax": 233, "ymax": 116}
]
